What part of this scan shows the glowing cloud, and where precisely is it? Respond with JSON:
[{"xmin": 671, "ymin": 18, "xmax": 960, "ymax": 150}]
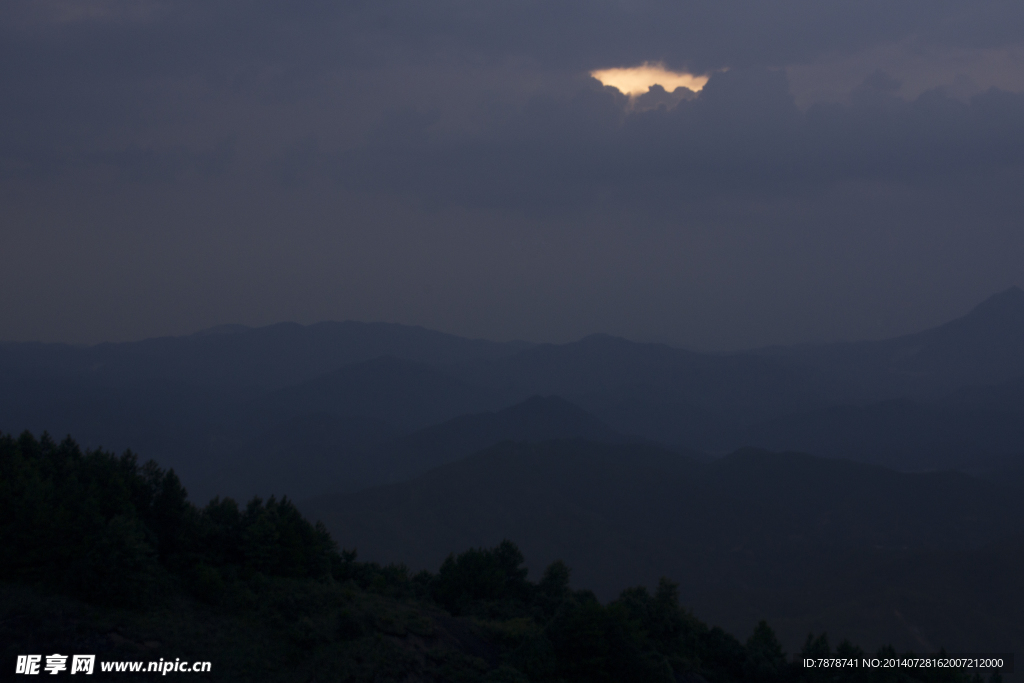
[{"xmin": 591, "ymin": 62, "xmax": 709, "ymax": 96}]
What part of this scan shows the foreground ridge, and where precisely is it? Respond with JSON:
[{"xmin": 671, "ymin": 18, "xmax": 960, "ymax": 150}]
[{"xmin": 0, "ymin": 431, "xmax": 1007, "ymax": 682}]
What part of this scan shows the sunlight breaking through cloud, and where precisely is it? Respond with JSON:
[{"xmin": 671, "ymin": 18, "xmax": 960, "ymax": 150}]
[{"xmin": 591, "ymin": 62, "xmax": 709, "ymax": 96}]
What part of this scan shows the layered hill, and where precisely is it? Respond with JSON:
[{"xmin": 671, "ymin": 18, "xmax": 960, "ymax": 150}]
[
  {"xmin": 3, "ymin": 287, "xmax": 1024, "ymax": 498},
  {"xmin": 734, "ymin": 390, "xmax": 1024, "ymax": 473},
  {"xmin": 217, "ymin": 395, "xmax": 635, "ymax": 502},
  {"xmin": 0, "ymin": 326, "xmax": 528, "ymax": 500},
  {"xmin": 0, "ymin": 320, "xmax": 527, "ymax": 390},
  {"xmin": 754, "ymin": 286, "xmax": 1024, "ymax": 400}
]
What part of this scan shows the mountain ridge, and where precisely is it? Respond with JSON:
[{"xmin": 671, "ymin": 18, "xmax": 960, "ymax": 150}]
[{"xmin": 4, "ymin": 287, "xmax": 1024, "ymax": 498}]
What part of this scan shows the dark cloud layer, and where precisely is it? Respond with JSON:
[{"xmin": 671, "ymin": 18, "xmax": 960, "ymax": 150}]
[
  {"xmin": 1, "ymin": 0, "xmax": 1023, "ymax": 348},
  {"xmin": 325, "ymin": 69, "xmax": 1024, "ymax": 214}
]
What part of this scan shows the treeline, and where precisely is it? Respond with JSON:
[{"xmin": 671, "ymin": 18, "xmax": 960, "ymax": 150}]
[
  {"xmin": 0, "ymin": 431, "xmax": 1001, "ymax": 683},
  {"xmin": 0, "ymin": 430, "xmax": 337, "ymax": 607}
]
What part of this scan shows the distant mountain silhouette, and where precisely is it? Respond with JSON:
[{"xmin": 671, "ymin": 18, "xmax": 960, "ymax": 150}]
[
  {"xmin": 0, "ymin": 322, "xmax": 525, "ymax": 500},
  {"xmin": 442, "ymin": 288, "xmax": 1024, "ymax": 447},
  {"xmin": 375, "ymin": 395, "xmax": 639, "ymax": 484},
  {"xmin": 246, "ymin": 356, "xmax": 506, "ymax": 433},
  {"xmin": 301, "ymin": 440, "xmax": 1024, "ymax": 656},
  {"xmin": 0, "ymin": 373, "xmax": 230, "ymax": 487},
  {"xmin": 4, "ymin": 287, "xmax": 1024, "ymax": 496},
  {"xmin": 455, "ymin": 333, "xmax": 834, "ymax": 412},
  {"xmin": 188, "ymin": 323, "xmax": 252, "ymax": 337},
  {"xmin": 757, "ymin": 286, "xmax": 1024, "ymax": 399},
  {"xmin": 733, "ymin": 394, "xmax": 1024, "ymax": 473},
  {"xmin": 943, "ymin": 373, "xmax": 1024, "ymax": 413},
  {"xmin": 213, "ymin": 412, "xmax": 401, "ymax": 502},
  {"xmin": 218, "ymin": 395, "xmax": 635, "ymax": 502},
  {"xmin": 449, "ymin": 333, "xmax": 839, "ymax": 446},
  {"xmin": 0, "ymin": 320, "xmax": 528, "ymax": 391}
]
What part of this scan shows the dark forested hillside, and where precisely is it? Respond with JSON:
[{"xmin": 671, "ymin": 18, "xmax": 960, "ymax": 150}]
[
  {"xmin": 2, "ymin": 431, "xmax": 1010, "ymax": 682},
  {"xmin": 301, "ymin": 440, "xmax": 1024, "ymax": 657}
]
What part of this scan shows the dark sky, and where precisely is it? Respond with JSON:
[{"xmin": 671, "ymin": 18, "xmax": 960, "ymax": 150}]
[{"xmin": 2, "ymin": 0, "xmax": 1023, "ymax": 349}]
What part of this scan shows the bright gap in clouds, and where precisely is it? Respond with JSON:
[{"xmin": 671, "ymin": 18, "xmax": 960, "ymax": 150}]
[{"xmin": 591, "ymin": 62, "xmax": 709, "ymax": 96}]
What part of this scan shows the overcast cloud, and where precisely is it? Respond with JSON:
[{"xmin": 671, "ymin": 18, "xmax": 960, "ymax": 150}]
[{"xmin": 1, "ymin": 0, "xmax": 1023, "ymax": 349}]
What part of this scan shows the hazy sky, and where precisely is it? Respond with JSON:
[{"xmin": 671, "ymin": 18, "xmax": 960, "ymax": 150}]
[{"xmin": 2, "ymin": 0, "xmax": 1023, "ymax": 349}]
